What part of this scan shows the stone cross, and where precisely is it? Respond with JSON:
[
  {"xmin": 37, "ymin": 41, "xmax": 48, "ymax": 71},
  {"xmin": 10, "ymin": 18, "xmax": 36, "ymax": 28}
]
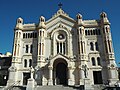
[{"xmin": 58, "ymin": 3, "xmax": 62, "ymax": 9}]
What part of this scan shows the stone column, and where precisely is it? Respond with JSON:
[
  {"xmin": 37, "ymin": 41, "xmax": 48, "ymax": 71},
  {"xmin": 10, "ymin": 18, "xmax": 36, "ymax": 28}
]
[
  {"xmin": 30, "ymin": 67, "xmax": 34, "ymax": 79},
  {"xmin": 108, "ymin": 65, "xmax": 119, "ymax": 85},
  {"xmin": 48, "ymin": 66, "xmax": 53, "ymax": 85},
  {"xmin": 68, "ymin": 66, "xmax": 74, "ymax": 86},
  {"xmin": 80, "ymin": 69, "xmax": 84, "ymax": 79},
  {"xmin": 26, "ymin": 67, "xmax": 36, "ymax": 90},
  {"xmin": 79, "ymin": 67, "xmax": 84, "ymax": 85}
]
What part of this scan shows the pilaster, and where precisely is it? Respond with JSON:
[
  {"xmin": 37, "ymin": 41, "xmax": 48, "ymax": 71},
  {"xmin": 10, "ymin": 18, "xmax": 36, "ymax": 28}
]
[
  {"xmin": 68, "ymin": 66, "xmax": 75, "ymax": 86},
  {"xmin": 48, "ymin": 66, "xmax": 53, "ymax": 85}
]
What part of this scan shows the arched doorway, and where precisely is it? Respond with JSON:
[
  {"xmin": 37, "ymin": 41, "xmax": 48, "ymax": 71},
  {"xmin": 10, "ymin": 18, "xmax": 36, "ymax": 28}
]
[{"xmin": 53, "ymin": 59, "xmax": 68, "ymax": 85}]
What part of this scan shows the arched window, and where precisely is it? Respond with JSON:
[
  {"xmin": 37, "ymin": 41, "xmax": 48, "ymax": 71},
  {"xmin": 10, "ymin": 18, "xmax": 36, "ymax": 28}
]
[
  {"xmin": 90, "ymin": 30, "xmax": 93, "ymax": 35},
  {"xmin": 30, "ymin": 45, "xmax": 33, "ymax": 53},
  {"xmin": 29, "ymin": 59, "xmax": 32, "ymax": 67},
  {"xmin": 14, "ymin": 44, "xmax": 17, "ymax": 56},
  {"xmin": 81, "ymin": 41, "xmax": 83, "ymax": 53},
  {"xmin": 85, "ymin": 30, "xmax": 87, "ymax": 35},
  {"xmin": 26, "ymin": 45, "xmax": 28, "ymax": 53},
  {"xmin": 57, "ymin": 42, "xmax": 66, "ymax": 54},
  {"xmin": 108, "ymin": 40, "xmax": 112, "ymax": 53},
  {"xmin": 93, "ymin": 30, "xmax": 95, "ymax": 35},
  {"xmin": 95, "ymin": 42, "xmax": 99, "ymax": 51},
  {"xmin": 95, "ymin": 29, "xmax": 98, "ymax": 35},
  {"xmin": 28, "ymin": 33, "xmax": 30, "ymax": 38},
  {"xmin": 19, "ymin": 32, "xmax": 21, "ymax": 38},
  {"xmin": 79, "ymin": 28, "xmax": 82, "ymax": 34},
  {"xmin": 90, "ymin": 42, "xmax": 94, "ymax": 51},
  {"xmin": 23, "ymin": 33, "xmax": 25, "ymax": 38},
  {"xmin": 57, "ymin": 42, "xmax": 59, "ymax": 54},
  {"xmin": 91, "ymin": 57, "xmax": 96, "ymax": 66},
  {"xmin": 24, "ymin": 59, "xmax": 27, "ymax": 67},
  {"xmin": 39, "ymin": 43, "xmax": 41, "ymax": 55},
  {"xmin": 97, "ymin": 57, "xmax": 101, "ymax": 65},
  {"xmin": 106, "ymin": 27, "xmax": 108, "ymax": 33},
  {"xmin": 16, "ymin": 32, "xmax": 18, "ymax": 38}
]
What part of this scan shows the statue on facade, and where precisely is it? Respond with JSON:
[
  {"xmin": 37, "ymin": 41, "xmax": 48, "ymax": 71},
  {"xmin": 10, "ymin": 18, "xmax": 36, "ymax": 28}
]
[
  {"xmin": 82, "ymin": 64, "xmax": 88, "ymax": 78},
  {"xmin": 30, "ymin": 66, "xmax": 34, "ymax": 79}
]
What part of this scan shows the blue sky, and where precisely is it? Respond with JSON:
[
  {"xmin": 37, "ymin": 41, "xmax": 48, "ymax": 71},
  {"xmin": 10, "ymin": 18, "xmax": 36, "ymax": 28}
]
[{"xmin": 0, "ymin": 0, "xmax": 120, "ymax": 66}]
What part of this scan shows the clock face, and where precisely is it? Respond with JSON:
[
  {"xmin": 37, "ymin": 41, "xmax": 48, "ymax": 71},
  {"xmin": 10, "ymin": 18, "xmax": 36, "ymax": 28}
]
[{"xmin": 58, "ymin": 34, "xmax": 64, "ymax": 40}]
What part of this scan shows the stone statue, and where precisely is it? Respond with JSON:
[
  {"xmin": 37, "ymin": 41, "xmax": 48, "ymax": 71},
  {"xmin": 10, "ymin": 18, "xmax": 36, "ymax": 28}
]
[
  {"xmin": 30, "ymin": 66, "xmax": 34, "ymax": 79},
  {"xmin": 82, "ymin": 64, "xmax": 88, "ymax": 78}
]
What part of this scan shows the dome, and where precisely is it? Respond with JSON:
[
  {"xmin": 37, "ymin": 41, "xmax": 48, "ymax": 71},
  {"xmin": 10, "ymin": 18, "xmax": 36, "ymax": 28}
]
[
  {"xmin": 100, "ymin": 12, "xmax": 107, "ymax": 18},
  {"xmin": 17, "ymin": 17, "xmax": 23, "ymax": 23},
  {"xmin": 76, "ymin": 13, "xmax": 82, "ymax": 19},
  {"xmin": 40, "ymin": 16, "xmax": 45, "ymax": 22},
  {"xmin": 38, "ymin": 16, "xmax": 46, "ymax": 29}
]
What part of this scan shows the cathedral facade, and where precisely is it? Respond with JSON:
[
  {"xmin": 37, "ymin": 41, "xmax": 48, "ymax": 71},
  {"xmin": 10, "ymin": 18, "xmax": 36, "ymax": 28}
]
[{"xmin": 7, "ymin": 8, "xmax": 118, "ymax": 87}]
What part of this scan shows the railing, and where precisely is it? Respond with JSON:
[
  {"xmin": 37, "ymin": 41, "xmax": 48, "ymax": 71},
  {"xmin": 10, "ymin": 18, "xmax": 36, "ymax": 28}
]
[{"xmin": 4, "ymin": 80, "xmax": 20, "ymax": 90}]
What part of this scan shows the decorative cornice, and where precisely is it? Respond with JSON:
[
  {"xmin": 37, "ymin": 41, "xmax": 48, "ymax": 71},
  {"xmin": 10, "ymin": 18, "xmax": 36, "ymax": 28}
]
[
  {"xmin": 52, "ymin": 8, "xmax": 69, "ymax": 18},
  {"xmin": 53, "ymin": 23, "xmax": 68, "ymax": 30}
]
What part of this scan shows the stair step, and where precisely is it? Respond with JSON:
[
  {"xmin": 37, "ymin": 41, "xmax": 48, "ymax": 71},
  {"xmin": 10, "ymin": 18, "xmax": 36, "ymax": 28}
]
[{"xmin": 35, "ymin": 85, "xmax": 77, "ymax": 90}]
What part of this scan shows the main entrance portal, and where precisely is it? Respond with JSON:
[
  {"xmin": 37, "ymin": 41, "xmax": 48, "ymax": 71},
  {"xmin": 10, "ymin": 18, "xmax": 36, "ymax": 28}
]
[
  {"xmin": 93, "ymin": 71, "xmax": 103, "ymax": 84},
  {"xmin": 53, "ymin": 59, "xmax": 68, "ymax": 85}
]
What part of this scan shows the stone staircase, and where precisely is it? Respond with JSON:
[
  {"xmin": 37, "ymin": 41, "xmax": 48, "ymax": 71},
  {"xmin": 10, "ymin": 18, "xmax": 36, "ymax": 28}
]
[
  {"xmin": 3, "ymin": 86, "xmax": 26, "ymax": 90},
  {"xmin": 3, "ymin": 85, "xmax": 120, "ymax": 90},
  {"xmin": 10, "ymin": 86, "xmax": 26, "ymax": 90},
  {"xmin": 35, "ymin": 85, "xmax": 81, "ymax": 90}
]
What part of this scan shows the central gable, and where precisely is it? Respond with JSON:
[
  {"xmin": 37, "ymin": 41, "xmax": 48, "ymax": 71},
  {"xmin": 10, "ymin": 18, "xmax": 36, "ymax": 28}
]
[{"xmin": 46, "ymin": 9, "xmax": 76, "ymax": 33}]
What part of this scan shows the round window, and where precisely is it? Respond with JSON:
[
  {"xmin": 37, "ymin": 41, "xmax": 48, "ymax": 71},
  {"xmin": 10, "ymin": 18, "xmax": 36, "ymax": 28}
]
[{"xmin": 58, "ymin": 34, "xmax": 65, "ymax": 40}]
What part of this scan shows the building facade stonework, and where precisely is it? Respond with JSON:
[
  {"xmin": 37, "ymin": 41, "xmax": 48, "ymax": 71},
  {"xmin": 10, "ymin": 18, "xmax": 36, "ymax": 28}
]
[{"xmin": 7, "ymin": 8, "xmax": 118, "ymax": 87}]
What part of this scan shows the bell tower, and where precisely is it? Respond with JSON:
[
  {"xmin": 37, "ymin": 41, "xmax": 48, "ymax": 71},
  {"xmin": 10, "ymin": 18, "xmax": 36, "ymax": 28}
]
[
  {"xmin": 100, "ymin": 12, "xmax": 118, "ymax": 85},
  {"xmin": 76, "ymin": 14, "xmax": 87, "ymax": 85},
  {"xmin": 36, "ymin": 16, "xmax": 47, "ymax": 85},
  {"xmin": 7, "ymin": 17, "xmax": 23, "ymax": 85},
  {"xmin": 37, "ymin": 16, "xmax": 46, "ymax": 67}
]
